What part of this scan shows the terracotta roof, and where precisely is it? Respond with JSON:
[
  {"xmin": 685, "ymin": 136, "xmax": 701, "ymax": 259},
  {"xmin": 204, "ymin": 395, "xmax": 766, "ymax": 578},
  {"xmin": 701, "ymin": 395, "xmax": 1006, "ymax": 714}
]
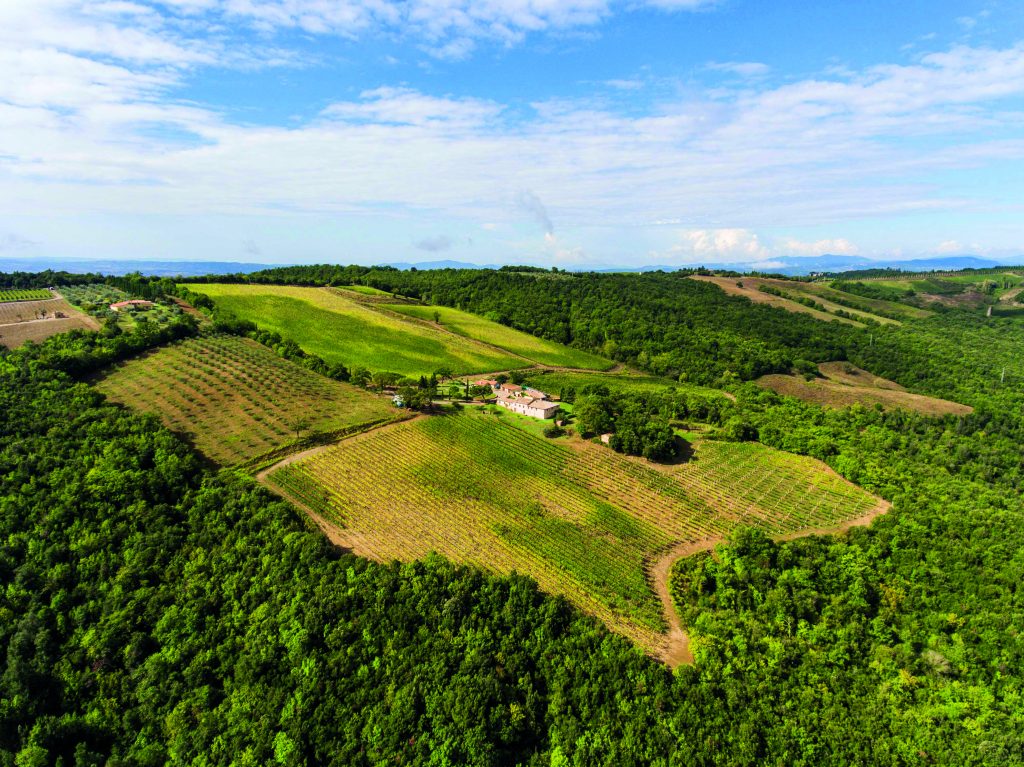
[{"xmin": 110, "ymin": 300, "xmax": 154, "ymax": 309}]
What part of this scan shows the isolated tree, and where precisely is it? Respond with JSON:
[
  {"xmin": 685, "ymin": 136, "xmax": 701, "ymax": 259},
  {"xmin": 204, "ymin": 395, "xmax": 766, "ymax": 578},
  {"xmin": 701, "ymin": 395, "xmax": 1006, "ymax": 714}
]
[{"xmin": 287, "ymin": 415, "xmax": 313, "ymax": 440}]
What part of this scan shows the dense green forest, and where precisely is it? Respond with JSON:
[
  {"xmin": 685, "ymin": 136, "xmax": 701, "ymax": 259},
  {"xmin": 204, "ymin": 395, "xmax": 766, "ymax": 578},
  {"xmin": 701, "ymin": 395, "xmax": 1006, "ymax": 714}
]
[{"xmin": 3, "ymin": 267, "xmax": 1024, "ymax": 764}]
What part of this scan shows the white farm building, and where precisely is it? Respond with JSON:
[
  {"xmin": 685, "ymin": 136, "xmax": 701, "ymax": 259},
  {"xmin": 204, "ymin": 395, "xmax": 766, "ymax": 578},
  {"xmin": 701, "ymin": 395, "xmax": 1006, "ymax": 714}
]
[{"xmin": 496, "ymin": 394, "xmax": 560, "ymax": 419}]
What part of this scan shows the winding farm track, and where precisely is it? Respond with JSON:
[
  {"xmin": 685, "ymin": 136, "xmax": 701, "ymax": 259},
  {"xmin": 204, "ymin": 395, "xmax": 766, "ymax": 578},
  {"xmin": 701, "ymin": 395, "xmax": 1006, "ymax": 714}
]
[{"xmin": 649, "ymin": 496, "xmax": 892, "ymax": 668}]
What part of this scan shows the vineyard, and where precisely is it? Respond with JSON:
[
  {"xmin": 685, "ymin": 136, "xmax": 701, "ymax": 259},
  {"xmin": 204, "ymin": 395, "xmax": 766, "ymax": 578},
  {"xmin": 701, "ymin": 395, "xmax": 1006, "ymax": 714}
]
[
  {"xmin": 94, "ymin": 334, "xmax": 397, "ymax": 465},
  {"xmin": 0, "ymin": 288, "xmax": 52, "ymax": 302},
  {"xmin": 186, "ymin": 283, "xmax": 530, "ymax": 376},
  {"xmin": 266, "ymin": 411, "xmax": 884, "ymax": 652},
  {"xmin": 387, "ymin": 303, "xmax": 614, "ymax": 370}
]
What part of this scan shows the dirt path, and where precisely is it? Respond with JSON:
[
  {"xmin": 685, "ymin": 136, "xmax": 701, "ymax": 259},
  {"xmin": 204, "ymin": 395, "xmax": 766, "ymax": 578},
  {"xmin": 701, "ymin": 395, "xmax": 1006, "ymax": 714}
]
[
  {"xmin": 649, "ymin": 538, "xmax": 721, "ymax": 666},
  {"xmin": 648, "ymin": 497, "xmax": 892, "ymax": 668}
]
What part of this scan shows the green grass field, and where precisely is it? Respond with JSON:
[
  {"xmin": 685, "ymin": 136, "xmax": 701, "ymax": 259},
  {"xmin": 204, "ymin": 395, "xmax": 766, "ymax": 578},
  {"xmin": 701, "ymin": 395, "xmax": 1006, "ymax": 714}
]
[
  {"xmin": 523, "ymin": 369, "xmax": 727, "ymax": 399},
  {"xmin": 94, "ymin": 334, "xmax": 397, "ymax": 465},
  {"xmin": 267, "ymin": 411, "xmax": 881, "ymax": 650},
  {"xmin": 186, "ymin": 284, "xmax": 530, "ymax": 377},
  {"xmin": 0, "ymin": 288, "xmax": 52, "ymax": 302},
  {"xmin": 388, "ymin": 303, "xmax": 613, "ymax": 369},
  {"xmin": 336, "ymin": 284, "xmax": 394, "ymax": 296}
]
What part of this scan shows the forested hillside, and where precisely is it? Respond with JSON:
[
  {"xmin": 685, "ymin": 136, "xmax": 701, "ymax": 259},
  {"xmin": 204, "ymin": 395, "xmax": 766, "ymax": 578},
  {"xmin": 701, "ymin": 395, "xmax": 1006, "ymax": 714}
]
[
  {"xmin": 189, "ymin": 266, "xmax": 857, "ymax": 384},
  {"xmin": 3, "ymin": 268, "xmax": 1024, "ymax": 764}
]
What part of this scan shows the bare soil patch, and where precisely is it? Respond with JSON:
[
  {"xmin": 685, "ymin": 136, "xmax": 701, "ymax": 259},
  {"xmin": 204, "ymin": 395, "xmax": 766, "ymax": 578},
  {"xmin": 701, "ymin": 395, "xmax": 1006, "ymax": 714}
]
[
  {"xmin": 0, "ymin": 298, "xmax": 99, "ymax": 348},
  {"xmin": 758, "ymin": 362, "xmax": 972, "ymax": 416}
]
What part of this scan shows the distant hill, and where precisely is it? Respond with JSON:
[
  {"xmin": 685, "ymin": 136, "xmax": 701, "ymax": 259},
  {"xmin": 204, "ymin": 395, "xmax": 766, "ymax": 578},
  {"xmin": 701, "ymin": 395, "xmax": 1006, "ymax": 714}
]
[
  {"xmin": 0, "ymin": 258, "xmax": 283, "ymax": 277},
  {"xmin": 622, "ymin": 255, "xmax": 1016, "ymax": 276},
  {"xmin": 3, "ymin": 254, "xmax": 1019, "ymax": 278},
  {"xmin": 383, "ymin": 260, "xmax": 500, "ymax": 270}
]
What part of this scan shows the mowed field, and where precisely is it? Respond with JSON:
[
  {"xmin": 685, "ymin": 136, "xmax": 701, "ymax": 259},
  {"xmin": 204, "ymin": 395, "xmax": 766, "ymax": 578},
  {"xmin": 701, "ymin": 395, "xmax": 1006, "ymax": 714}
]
[
  {"xmin": 266, "ymin": 411, "xmax": 884, "ymax": 652},
  {"xmin": 0, "ymin": 297, "xmax": 99, "ymax": 348},
  {"xmin": 187, "ymin": 284, "xmax": 529, "ymax": 377},
  {"xmin": 388, "ymin": 304, "xmax": 613, "ymax": 370},
  {"xmin": 758, "ymin": 361, "xmax": 973, "ymax": 416},
  {"xmin": 94, "ymin": 334, "xmax": 397, "ymax": 464},
  {"xmin": 523, "ymin": 369, "xmax": 728, "ymax": 399}
]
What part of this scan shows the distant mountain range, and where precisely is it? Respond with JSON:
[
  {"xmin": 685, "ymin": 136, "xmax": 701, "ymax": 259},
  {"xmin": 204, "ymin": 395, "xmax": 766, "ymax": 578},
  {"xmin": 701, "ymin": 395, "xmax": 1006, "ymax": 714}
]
[
  {"xmin": 1, "ymin": 255, "xmax": 1019, "ymax": 278},
  {"xmin": 0, "ymin": 258, "xmax": 277, "ymax": 277},
  {"xmin": 371, "ymin": 255, "xmax": 1022, "ymax": 276}
]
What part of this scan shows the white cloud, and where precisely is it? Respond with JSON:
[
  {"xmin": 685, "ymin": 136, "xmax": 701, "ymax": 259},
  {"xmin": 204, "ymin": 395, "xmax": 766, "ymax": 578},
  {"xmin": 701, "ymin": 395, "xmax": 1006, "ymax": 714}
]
[
  {"xmin": 1, "ymin": 2, "xmax": 1023, "ymax": 263},
  {"xmin": 658, "ymin": 230, "xmax": 861, "ymax": 264},
  {"xmin": 776, "ymin": 237, "xmax": 859, "ymax": 256},
  {"xmin": 706, "ymin": 60, "xmax": 770, "ymax": 77},
  {"xmin": 668, "ymin": 228, "xmax": 769, "ymax": 262},
  {"xmin": 322, "ymin": 87, "xmax": 503, "ymax": 128}
]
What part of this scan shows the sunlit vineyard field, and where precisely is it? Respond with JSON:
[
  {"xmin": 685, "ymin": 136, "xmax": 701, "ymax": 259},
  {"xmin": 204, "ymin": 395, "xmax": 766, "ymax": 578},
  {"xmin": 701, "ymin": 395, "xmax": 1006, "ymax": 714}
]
[
  {"xmin": 0, "ymin": 288, "xmax": 52, "ymax": 301},
  {"xmin": 266, "ymin": 411, "xmax": 883, "ymax": 650},
  {"xmin": 95, "ymin": 334, "xmax": 396, "ymax": 464}
]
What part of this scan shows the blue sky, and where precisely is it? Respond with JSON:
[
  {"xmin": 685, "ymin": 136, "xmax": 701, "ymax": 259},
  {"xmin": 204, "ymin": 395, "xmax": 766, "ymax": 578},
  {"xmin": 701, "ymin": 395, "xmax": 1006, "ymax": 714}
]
[{"xmin": 1, "ymin": 0, "xmax": 1022, "ymax": 268}]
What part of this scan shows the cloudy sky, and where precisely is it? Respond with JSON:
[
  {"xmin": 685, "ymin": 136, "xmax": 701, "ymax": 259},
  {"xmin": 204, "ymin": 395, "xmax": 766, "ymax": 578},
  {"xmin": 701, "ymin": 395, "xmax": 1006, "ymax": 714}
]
[{"xmin": 1, "ymin": 0, "xmax": 1023, "ymax": 268}]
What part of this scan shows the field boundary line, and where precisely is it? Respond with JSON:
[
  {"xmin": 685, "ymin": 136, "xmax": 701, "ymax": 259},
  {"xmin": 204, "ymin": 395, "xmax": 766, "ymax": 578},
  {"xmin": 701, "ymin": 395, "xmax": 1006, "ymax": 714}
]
[{"xmin": 249, "ymin": 413, "xmax": 418, "ymax": 477}]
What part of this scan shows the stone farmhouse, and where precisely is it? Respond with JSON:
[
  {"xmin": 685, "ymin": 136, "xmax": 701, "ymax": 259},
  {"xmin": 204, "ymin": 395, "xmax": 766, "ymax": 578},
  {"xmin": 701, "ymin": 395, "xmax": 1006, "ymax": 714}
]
[{"xmin": 490, "ymin": 382, "xmax": 560, "ymax": 419}]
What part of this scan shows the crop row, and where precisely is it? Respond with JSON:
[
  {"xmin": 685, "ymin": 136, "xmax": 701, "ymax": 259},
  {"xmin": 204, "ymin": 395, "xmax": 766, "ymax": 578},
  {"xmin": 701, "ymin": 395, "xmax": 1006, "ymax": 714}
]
[
  {"xmin": 95, "ymin": 334, "xmax": 392, "ymax": 464},
  {"xmin": 0, "ymin": 289, "xmax": 52, "ymax": 302},
  {"xmin": 269, "ymin": 415, "xmax": 672, "ymax": 639}
]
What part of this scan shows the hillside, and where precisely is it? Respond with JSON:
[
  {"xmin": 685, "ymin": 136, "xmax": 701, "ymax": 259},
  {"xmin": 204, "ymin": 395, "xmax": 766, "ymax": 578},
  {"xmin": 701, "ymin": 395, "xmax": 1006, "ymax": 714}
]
[
  {"xmin": 4, "ymin": 266, "xmax": 1024, "ymax": 764},
  {"xmin": 265, "ymin": 410, "xmax": 884, "ymax": 657},
  {"xmin": 757, "ymin": 361, "xmax": 973, "ymax": 416},
  {"xmin": 386, "ymin": 303, "xmax": 613, "ymax": 370},
  {"xmin": 187, "ymin": 283, "xmax": 532, "ymax": 376}
]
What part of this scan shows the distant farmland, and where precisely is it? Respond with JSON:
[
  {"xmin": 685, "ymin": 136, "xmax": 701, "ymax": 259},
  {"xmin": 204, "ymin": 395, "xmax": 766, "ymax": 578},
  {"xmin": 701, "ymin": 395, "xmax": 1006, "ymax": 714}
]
[
  {"xmin": 187, "ymin": 284, "xmax": 530, "ymax": 377},
  {"xmin": 388, "ymin": 303, "xmax": 613, "ymax": 370},
  {"xmin": 0, "ymin": 296, "xmax": 99, "ymax": 348},
  {"xmin": 95, "ymin": 334, "xmax": 397, "ymax": 464},
  {"xmin": 266, "ymin": 411, "xmax": 884, "ymax": 652}
]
